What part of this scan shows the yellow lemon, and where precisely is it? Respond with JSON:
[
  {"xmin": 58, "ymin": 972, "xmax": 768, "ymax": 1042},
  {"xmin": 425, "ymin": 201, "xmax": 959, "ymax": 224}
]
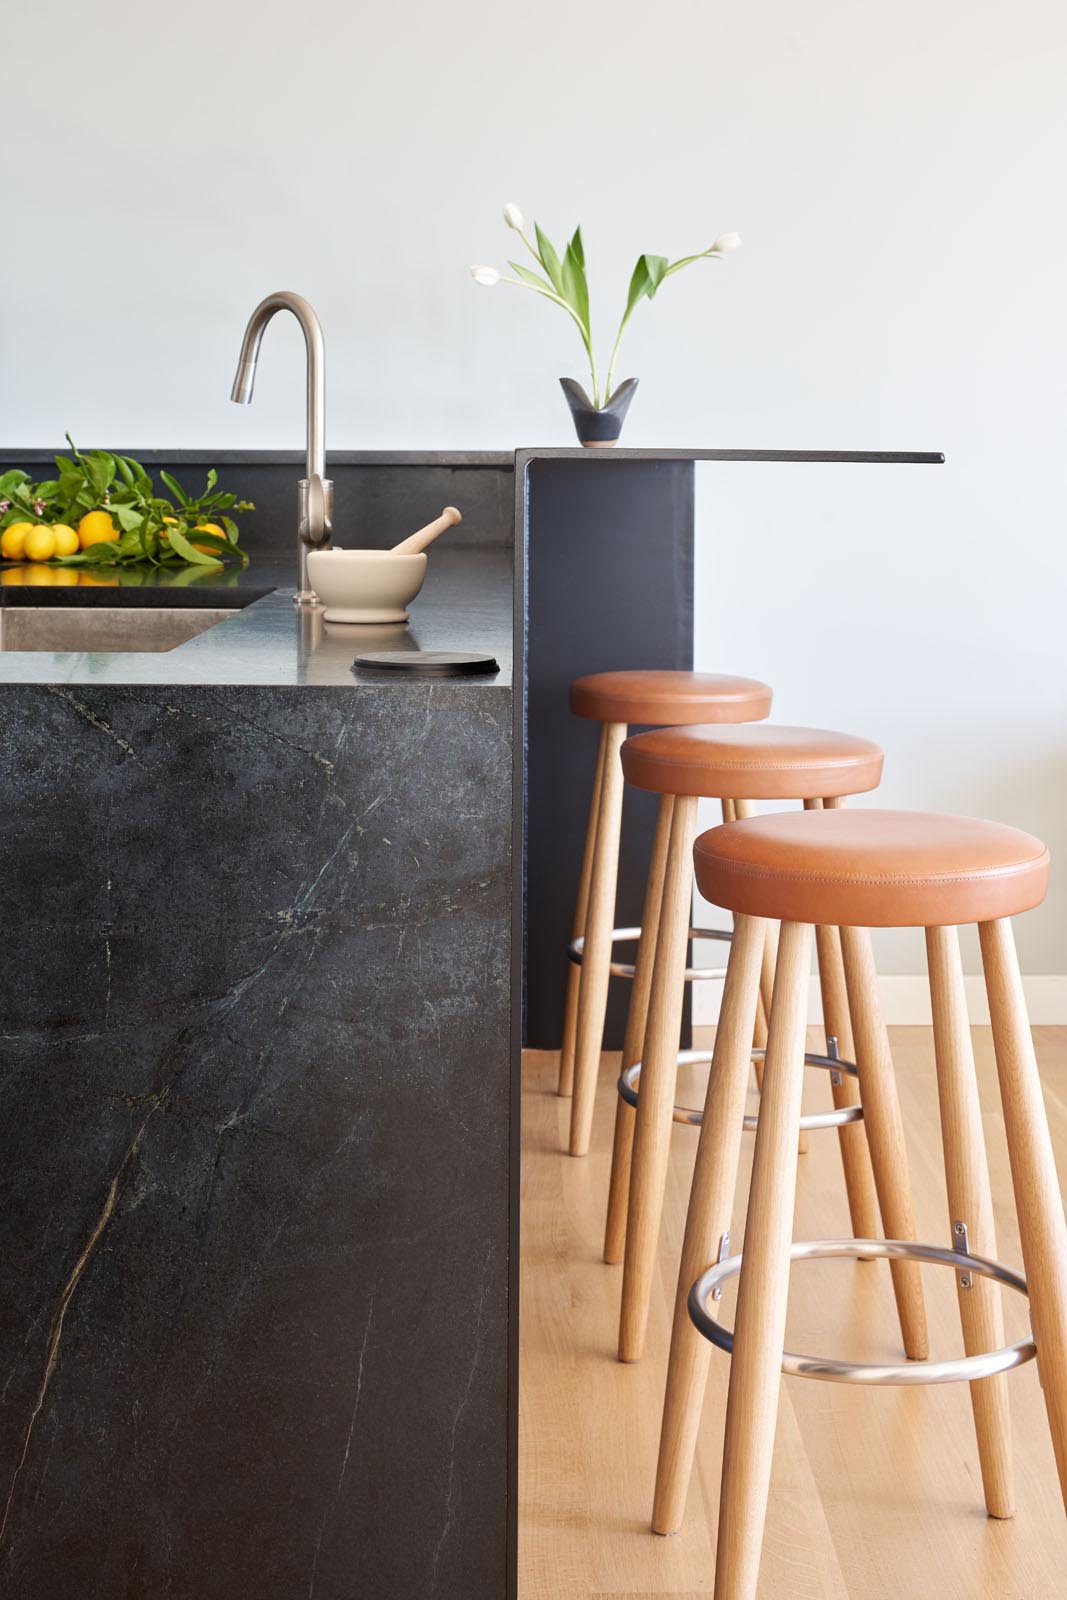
[
  {"xmin": 1, "ymin": 522, "xmax": 34, "ymax": 560},
  {"xmin": 23, "ymin": 526, "xmax": 57, "ymax": 562},
  {"xmin": 78, "ymin": 510, "xmax": 118, "ymax": 549},
  {"xmin": 192, "ymin": 520, "xmax": 225, "ymax": 553},
  {"xmin": 21, "ymin": 563, "xmax": 56, "ymax": 586},
  {"xmin": 51, "ymin": 524, "xmax": 79, "ymax": 557}
]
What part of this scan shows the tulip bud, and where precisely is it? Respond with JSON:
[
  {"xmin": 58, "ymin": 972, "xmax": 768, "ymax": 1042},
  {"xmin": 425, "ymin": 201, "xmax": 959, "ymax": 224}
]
[
  {"xmin": 470, "ymin": 265, "xmax": 501, "ymax": 286},
  {"xmin": 503, "ymin": 203, "xmax": 524, "ymax": 231},
  {"xmin": 711, "ymin": 232, "xmax": 742, "ymax": 253}
]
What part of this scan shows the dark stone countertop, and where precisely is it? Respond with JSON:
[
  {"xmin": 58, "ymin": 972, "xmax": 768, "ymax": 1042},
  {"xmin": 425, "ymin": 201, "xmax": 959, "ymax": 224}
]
[{"xmin": 0, "ymin": 549, "xmax": 513, "ymax": 689}]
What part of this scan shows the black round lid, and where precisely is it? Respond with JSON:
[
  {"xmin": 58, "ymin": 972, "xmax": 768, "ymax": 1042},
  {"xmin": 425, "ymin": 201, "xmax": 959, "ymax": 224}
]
[{"xmin": 352, "ymin": 650, "xmax": 500, "ymax": 678}]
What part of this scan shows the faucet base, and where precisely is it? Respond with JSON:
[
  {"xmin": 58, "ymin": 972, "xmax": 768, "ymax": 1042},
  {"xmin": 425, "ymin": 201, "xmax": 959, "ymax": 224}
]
[{"xmin": 294, "ymin": 589, "xmax": 322, "ymax": 607}]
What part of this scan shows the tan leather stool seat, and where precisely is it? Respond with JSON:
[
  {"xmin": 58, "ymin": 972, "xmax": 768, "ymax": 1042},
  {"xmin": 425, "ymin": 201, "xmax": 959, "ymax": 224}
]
[
  {"xmin": 622, "ymin": 724, "xmax": 883, "ymax": 799},
  {"xmin": 569, "ymin": 670, "xmax": 772, "ymax": 727},
  {"xmin": 694, "ymin": 808, "xmax": 1050, "ymax": 928}
]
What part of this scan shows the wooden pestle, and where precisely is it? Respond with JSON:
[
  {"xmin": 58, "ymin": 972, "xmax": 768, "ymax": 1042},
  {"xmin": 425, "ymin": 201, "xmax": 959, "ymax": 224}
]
[{"xmin": 391, "ymin": 506, "xmax": 462, "ymax": 556}]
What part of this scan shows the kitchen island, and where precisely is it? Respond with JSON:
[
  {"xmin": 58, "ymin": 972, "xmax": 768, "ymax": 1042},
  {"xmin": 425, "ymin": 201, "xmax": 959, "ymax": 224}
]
[{"xmin": 0, "ymin": 548, "xmax": 518, "ymax": 1600}]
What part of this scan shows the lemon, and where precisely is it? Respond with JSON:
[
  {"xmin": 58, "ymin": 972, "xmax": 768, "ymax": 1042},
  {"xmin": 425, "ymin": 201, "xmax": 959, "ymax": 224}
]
[
  {"xmin": 21, "ymin": 563, "xmax": 55, "ymax": 586},
  {"xmin": 192, "ymin": 520, "xmax": 225, "ymax": 552},
  {"xmin": 24, "ymin": 526, "xmax": 57, "ymax": 562},
  {"xmin": 78, "ymin": 510, "xmax": 118, "ymax": 549},
  {"xmin": 1, "ymin": 522, "xmax": 34, "ymax": 560},
  {"xmin": 0, "ymin": 564, "xmax": 29, "ymax": 585},
  {"xmin": 51, "ymin": 524, "xmax": 79, "ymax": 557}
]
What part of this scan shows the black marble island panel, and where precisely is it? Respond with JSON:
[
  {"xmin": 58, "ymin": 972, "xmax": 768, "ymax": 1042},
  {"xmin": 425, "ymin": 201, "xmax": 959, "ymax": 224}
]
[{"xmin": 0, "ymin": 681, "xmax": 513, "ymax": 1598}]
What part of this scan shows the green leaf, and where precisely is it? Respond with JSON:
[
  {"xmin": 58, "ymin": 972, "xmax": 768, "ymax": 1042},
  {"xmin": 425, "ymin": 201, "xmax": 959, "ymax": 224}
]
[
  {"xmin": 166, "ymin": 525, "xmax": 225, "ymax": 566},
  {"xmin": 182, "ymin": 530, "xmax": 231, "ymax": 557},
  {"xmin": 561, "ymin": 236, "xmax": 589, "ymax": 333},
  {"xmin": 122, "ymin": 454, "xmax": 152, "ymax": 489},
  {"xmin": 534, "ymin": 223, "xmax": 565, "ymax": 294},
  {"xmin": 641, "ymin": 253, "xmax": 669, "ymax": 299},
  {"xmin": 59, "ymin": 540, "xmax": 121, "ymax": 565},
  {"xmin": 87, "ymin": 452, "xmax": 116, "ymax": 498},
  {"xmin": 111, "ymin": 504, "xmax": 145, "ymax": 532},
  {"xmin": 569, "ymin": 225, "xmax": 585, "ymax": 270},
  {"xmin": 159, "ymin": 470, "xmax": 190, "ymax": 506},
  {"xmin": 508, "ymin": 260, "xmax": 557, "ymax": 296},
  {"xmin": 204, "ymin": 467, "xmax": 218, "ymax": 494},
  {"xmin": 623, "ymin": 253, "xmax": 670, "ymax": 324},
  {"xmin": 115, "ymin": 456, "xmax": 136, "ymax": 488}
]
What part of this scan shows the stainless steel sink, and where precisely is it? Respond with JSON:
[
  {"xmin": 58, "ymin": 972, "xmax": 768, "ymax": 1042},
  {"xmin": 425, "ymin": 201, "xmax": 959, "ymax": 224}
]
[{"xmin": 0, "ymin": 607, "xmax": 239, "ymax": 653}]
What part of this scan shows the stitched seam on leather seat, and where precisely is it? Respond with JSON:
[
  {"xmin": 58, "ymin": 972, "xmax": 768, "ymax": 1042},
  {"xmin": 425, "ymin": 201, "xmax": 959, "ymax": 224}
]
[
  {"xmin": 698, "ymin": 854, "xmax": 1048, "ymax": 888},
  {"xmin": 630, "ymin": 753, "xmax": 876, "ymax": 769}
]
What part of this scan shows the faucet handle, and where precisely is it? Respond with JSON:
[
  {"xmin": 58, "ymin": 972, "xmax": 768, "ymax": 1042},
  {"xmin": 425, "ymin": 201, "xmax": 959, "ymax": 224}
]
[{"xmin": 299, "ymin": 474, "xmax": 333, "ymax": 548}]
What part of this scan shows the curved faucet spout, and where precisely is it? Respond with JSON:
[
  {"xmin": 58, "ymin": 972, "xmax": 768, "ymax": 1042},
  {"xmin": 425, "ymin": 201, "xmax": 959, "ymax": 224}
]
[
  {"xmin": 230, "ymin": 291, "xmax": 326, "ymax": 484},
  {"xmin": 230, "ymin": 291, "xmax": 330, "ymax": 603}
]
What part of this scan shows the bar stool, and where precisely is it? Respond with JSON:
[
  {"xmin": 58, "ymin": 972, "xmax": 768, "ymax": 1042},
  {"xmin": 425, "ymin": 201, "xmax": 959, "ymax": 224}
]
[
  {"xmin": 561, "ymin": 670, "xmax": 773, "ymax": 1157},
  {"xmin": 658, "ymin": 809, "xmax": 1059, "ymax": 1600},
  {"xmin": 614, "ymin": 724, "xmax": 905, "ymax": 1366}
]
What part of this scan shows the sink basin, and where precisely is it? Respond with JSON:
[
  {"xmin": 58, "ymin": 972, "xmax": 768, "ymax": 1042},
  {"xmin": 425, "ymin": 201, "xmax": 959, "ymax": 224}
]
[{"xmin": 0, "ymin": 607, "xmax": 240, "ymax": 653}]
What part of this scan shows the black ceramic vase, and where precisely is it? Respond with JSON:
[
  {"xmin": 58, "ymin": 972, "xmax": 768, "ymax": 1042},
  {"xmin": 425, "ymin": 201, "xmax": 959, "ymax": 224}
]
[{"xmin": 559, "ymin": 377, "xmax": 639, "ymax": 447}]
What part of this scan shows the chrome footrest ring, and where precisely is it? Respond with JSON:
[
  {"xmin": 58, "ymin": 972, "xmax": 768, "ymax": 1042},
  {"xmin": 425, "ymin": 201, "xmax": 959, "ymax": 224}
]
[
  {"xmin": 618, "ymin": 1049, "xmax": 863, "ymax": 1132},
  {"xmin": 568, "ymin": 926, "xmax": 731, "ymax": 982},
  {"xmin": 689, "ymin": 1238, "xmax": 1036, "ymax": 1385}
]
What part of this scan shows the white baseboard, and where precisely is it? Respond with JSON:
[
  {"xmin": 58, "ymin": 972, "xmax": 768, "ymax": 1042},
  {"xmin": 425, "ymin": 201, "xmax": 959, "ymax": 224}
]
[{"xmin": 692, "ymin": 973, "xmax": 1067, "ymax": 1027}]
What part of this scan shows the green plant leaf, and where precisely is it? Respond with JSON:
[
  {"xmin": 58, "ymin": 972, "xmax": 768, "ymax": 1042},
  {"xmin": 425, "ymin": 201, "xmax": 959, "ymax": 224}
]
[
  {"xmin": 508, "ymin": 260, "xmax": 557, "ymax": 296},
  {"xmin": 534, "ymin": 223, "xmax": 565, "ymax": 293},
  {"xmin": 561, "ymin": 236, "xmax": 590, "ymax": 333},
  {"xmin": 182, "ymin": 530, "xmax": 232, "ymax": 557},
  {"xmin": 623, "ymin": 253, "xmax": 670, "ymax": 324},
  {"xmin": 165, "ymin": 525, "xmax": 226, "ymax": 566},
  {"xmin": 122, "ymin": 454, "xmax": 152, "ymax": 489},
  {"xmin": 205, "ymin": 467, "xmax": 218, "ymax": 493},
  {"xmin": 159, "ymin": 470, "xmax": 190, "ymax": 506},
  {"xmin": 569, "ymin": 225, "xmax": 585, "ymax": 270},
  {"xmin": 87, "ymin": 452, "xmax": 116, "ymax": 498}
]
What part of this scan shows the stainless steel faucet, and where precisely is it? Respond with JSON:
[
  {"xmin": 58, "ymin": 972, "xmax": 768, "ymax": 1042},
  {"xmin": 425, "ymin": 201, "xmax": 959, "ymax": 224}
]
[{"xmin": 230, "ymin": 291, "xmax": 333, "ymax": 604}]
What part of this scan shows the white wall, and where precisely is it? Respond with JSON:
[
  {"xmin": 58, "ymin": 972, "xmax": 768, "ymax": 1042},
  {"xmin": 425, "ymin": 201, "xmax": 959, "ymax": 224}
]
[{"xmin": 4, "ymin": 0, "xmax": 1065, "ymax": 985}]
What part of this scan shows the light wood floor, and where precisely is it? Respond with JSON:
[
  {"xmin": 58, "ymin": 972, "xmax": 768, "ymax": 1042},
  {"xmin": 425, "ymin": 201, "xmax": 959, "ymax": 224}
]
[{"xmin": 519, "ymin": 1027, "xmax": 1067, "ymax": 1599}]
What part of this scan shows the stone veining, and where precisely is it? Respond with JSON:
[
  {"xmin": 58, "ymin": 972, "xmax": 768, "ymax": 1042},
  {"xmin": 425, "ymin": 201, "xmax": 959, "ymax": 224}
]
[
  {"xmin": 306, "ymin": 1293, "xmax": 376, "ymax": 1599},
  {"xmin": 0, "ymin": 1108, "xmax": 156, "ymax": 1551}
]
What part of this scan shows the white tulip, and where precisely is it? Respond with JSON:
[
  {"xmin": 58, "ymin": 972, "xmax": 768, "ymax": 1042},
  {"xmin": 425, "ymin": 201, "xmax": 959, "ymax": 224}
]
[
  {"xmin": 711, "ymin": 231, "xmax": 742, "ymax": 253},
  {"xmin": 470, "ymin": 265, "xmax": 501, "ymax": 286},
  {"xmin": 503, "ymin": 203, "xmax": 524, "ymax": 230}
]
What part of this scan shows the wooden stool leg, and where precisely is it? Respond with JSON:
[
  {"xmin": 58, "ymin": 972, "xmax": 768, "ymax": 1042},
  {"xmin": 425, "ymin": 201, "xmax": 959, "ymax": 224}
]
[
  {"xmin": 809, "ymin": 796, "xmax": 879, "ymax": 1237},
  {"xmin": 604, "ymin": 794, "xmax": 675, "ymax": 1263},
  {"xmin": 713, "ymin": 920, "xmax": 812, "ymax": 1600},
  {"xmin": 652, "ymin": 913, "xmax": 766, "ymax": 1534},
  {"xmin": 568, "ymin": 721, "xmax": 626, "ymax": 1156},
  {"xmin": 840, "ymin": 925, "xmax": 929, "ymax": 1360},
  {"xmin": 618, "ymin": 794, "xmax": 699, "ymax": 1362},
  {"xmin": 558, "ymin": 723, "xmax": 609, "ymax": 1096},
  {"xmin": 980, "ymin": 917, "xmax": 1067, "ymax": 1513},
  {"xmin": 927, "ymin": 924, "xmax": 1014, "ymax": 1518}
]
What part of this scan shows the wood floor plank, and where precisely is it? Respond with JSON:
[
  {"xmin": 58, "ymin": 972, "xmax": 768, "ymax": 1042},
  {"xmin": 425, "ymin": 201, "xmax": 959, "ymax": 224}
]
[{"xmin": 520, "ymin": 1030, "xmax": 1067, "ymax": 1598}]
